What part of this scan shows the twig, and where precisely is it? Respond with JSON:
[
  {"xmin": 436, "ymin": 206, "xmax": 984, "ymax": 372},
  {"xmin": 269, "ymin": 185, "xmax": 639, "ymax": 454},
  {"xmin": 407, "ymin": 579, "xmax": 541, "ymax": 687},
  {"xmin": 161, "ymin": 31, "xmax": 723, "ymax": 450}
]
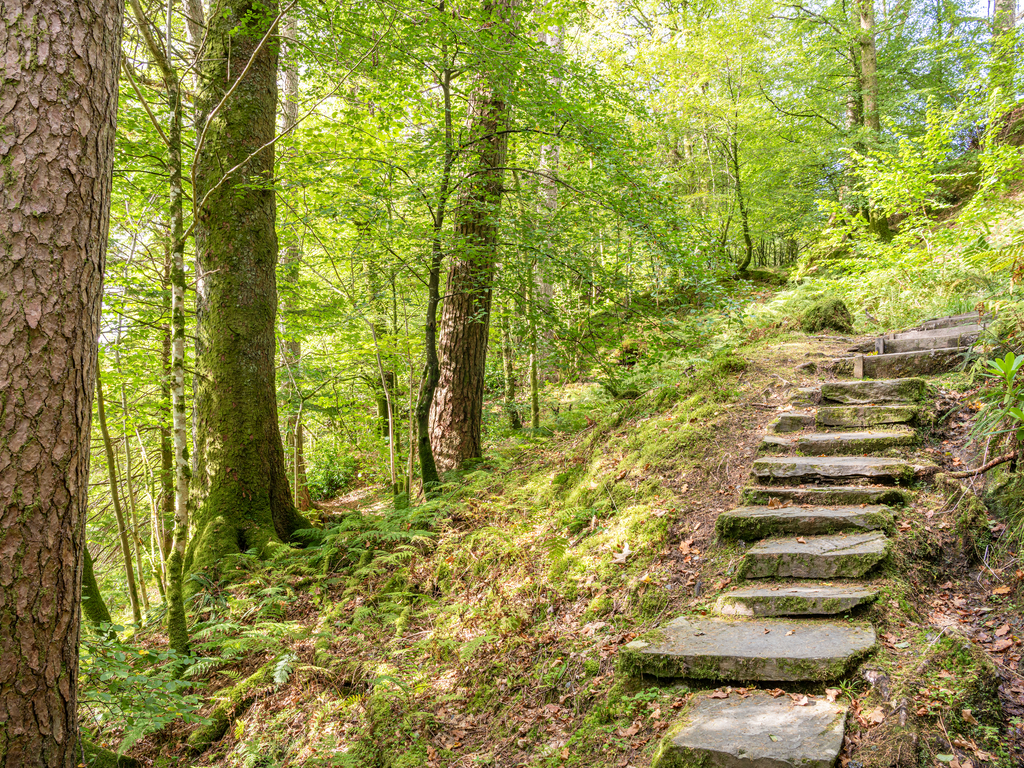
[{"xmin": 949, "ymin": 451, "xmax": 1018, "ymax": 478}]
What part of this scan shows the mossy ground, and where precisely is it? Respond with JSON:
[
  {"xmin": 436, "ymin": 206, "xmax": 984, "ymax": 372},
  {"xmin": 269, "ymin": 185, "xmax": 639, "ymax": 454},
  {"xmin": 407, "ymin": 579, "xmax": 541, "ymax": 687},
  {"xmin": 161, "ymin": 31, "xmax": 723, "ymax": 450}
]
[{"xmin": 108, "ymin": 298, "xmax": 1017, "ymax": 768}]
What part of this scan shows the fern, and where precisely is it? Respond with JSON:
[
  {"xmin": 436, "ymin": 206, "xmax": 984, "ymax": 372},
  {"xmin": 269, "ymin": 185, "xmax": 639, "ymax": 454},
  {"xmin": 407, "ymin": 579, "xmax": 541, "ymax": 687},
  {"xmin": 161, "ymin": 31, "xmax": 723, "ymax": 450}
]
[{"xmin": 273, "ymin": 653, "xmax": 297, "ymax": 687}]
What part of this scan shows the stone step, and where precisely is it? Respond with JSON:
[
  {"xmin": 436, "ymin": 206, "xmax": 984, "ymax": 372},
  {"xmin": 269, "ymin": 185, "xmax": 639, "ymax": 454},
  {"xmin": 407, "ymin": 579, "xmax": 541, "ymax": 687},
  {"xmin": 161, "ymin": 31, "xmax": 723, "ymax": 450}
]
[
  {"xmin": 821, "ymin": 378, "xmax": 927, "ymax": 404},
  {"xmin": 770, "ymin": 410, "xmax": 815, "ymax": 433},
  {"xmin": 816, "ymin": 404, "xmax": 919, "ymax": 428},
  {"xmin": 715, "ymin": 584, "xmax": 878, "ymax": 616},
  {"xmin": 738, "ymin": 532, "xmax": 889, "ymax": 579},
  {"xmin": 743, "ymin": 485, "xmax": 909, "ymax": 506},
  {"xmin": 760, "ymin": 429, "xmax": 918, "ymax": 456},
  {"xmin": 920, "ymin": 312, "xmax": 992, "ymax": 330},
  {"xmin": 620, "ymin": 616, "xmax": 876, "ymax": 681},
  {"xmin": 652, "ymin": 690, "xmax": 848, "ymax": 768},
  {"xmin": 877, "ymin": 331, "xmax": 979, "ymax": 354},
  {"xmin": 751, "ymin": 456, "xmax": 920, "ymax": 485},
  {"xmin": 790, "ymin": 387, "xmax": 820, "ymax": 406},
  {"xmin": 852, "ymin": 348, "xmax": 966, "ymax": 379},
  {"xmin": 716, "ymin": 505, "xmax": 893, "ymax": 539}
]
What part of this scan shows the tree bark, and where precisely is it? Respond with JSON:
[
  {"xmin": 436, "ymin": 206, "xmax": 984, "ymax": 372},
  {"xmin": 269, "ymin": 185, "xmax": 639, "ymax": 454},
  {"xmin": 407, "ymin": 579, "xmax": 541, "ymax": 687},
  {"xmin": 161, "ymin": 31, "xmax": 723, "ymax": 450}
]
[
  {"xmin": 96, "ymin": 372, "xmax": 143, "ymax": 626},
  {"xmin": 430, "ymin": 0, "xmax": 518, "ymax": 471},
  {"xmin": 120, "ymin": 387, "xmax": 150, "ymax": 612},
  {"xmin": 991, "ymin": 0, "xmax": 1017, "ymax": 99},
  {"xmin": 0, "ymin": 2, "xmax": 122, "ymax": 764},
  {"xmin": 499, "ymin": 310, "xmax": 523, "ymax": 429},
  {"xmin": 81, "ymin": 546, "xmax": 115, "ymax": 638},
  {"xmin": 187, "ymin": 0, "xmax": 310, "ymax": 587},
  {"xmin": 858, "ymin": 0, "xmax": 881, "ymax": 133}
]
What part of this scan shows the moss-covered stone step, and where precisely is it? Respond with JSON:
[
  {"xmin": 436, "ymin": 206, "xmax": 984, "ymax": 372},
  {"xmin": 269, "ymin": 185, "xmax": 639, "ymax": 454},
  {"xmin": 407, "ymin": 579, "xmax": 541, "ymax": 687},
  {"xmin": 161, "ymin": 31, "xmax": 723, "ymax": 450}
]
[
  {"xmin": 716, "ymin": 505, "xmax": 892, "ymax": 539},
  {"xmin": 619, "ymin": 616, "xmax": 876, "ymax": 681},
  {"xmin": 877, "ymin": 328, "xmax": 980, "ymax": 354},
  {"xmin": 738, "ymin": 532, "xmax": 889, "ymax": 579},
  {"xmin": 795, "ymin": 428, "xmax": 918, "ymax": 455},
  {"xmin": 715, "ymin": 584, "xmax": 878, "ymax": 616},
  {"xmin": 770, "ymin": 410, "xmax": 815, "ymax": 433},
  {"xmin": 852, "ymin": 348, "xmax": 966, "ymax": 379},
  {"xmin": 743, "ymin": 485, "xmax": 909, "ymax": 506},
  {"xmin": 790, "ymin": 387, "xmax": 820, "ymax": 406},
  {"xmin": 821, "ymin": 378, "xmax": 928, "ymax": 404},
  {"xmin": 816, "ymin": 404, "xmax": 919, "ymax": 428},
  {"xmin": 652, "ymin": 690, "xmax": 847, "ymax": 768},
  {"xmin": 751, "ymin": 456, "xmax": 919, "ymax": 485},
  {"xmin": 893, "ymin": 322, "xmax": 986, "ymax": 340}
]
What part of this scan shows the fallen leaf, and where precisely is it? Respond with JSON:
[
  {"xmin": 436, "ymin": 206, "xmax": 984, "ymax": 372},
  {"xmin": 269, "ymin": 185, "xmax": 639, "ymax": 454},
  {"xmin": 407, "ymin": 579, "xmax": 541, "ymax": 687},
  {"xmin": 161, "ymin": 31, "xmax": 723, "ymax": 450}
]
[
  {"xmin": 993, "ymin": 586, "xmax": 1012, "ymax": 595},
  {"xmin": 866, "ymin": 707, "xmax": 885, "ymax": 725},
  {"xmin": 995, "ymin": 624, "xmax": 1010, "ymax": 637},
  {"xmin": 786, "ymin": 629, "xmax": 796, "ymax": 636},
  {"xmin": 796, "ymin": 537, "xmax": 807, "ymax": 544},
  {"xmin": 707, "ymin": 690, "xmax": 729, "ymax": 699},
  {"xmin": 962, "ymin": 708, "xmax": 978, "ymax": 725},
  {"xmin": 679, "ymin": 538, "xmax": 694, "ymax": 555},
  {"xmin": 992, "ymin": 638, "xmax": 1013, "ymax": 652},
  {"xmin": 616, "ymin": 721, "xmax": 640, "ymax": 738},
  {"xmin": 767, "ymin": 497, "xmax": 783, "ymax": 509},
  {"xmin": 825, "ymin": 688, "xmax": 840, "ymax": 702},
  {"xmin": 768, "ymin": 688, "xmax": 785, "ymax": 698},
  {"xmin": 789, "ymin": 694, "xmax": 810, "ymax": 706},
  {"xmin": 768, "ymin": 734, "xmax": 778, "ymax": 742},
  {"xmin": 612, "ymin": 543, "xmax": 632, "ymax": 565}
]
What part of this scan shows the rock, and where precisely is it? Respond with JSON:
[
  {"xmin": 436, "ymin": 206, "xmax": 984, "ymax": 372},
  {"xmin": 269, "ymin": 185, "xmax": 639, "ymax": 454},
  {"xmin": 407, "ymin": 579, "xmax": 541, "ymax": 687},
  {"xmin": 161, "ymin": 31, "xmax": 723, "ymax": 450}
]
[
  {"xmin": 742, "ymin": 486, "xmax": 909, "ymax": 506},
  {"xmin": 619, "ymin": 616, "xmax": 876, "ymax": 681},
  {"xmin": 716, "ymin": 505, "xmax": 893, "ymax": 539},
  {"xmin": 877, "ymin": 330, "xmax": 979, "ymax": 354},
  {"xmin": 751, "ymin": 456, "xmax": 920, "ymax": 485},
  {"xmin": 820, "ymin": 378, "xmax": 928, "ymax": 404},
  {"xmin": 716, "ymin": 585, "xmax": 878, "ymax": 616},
  {"xmin": 652, "ymin": 691, "xmax": 848, "ymax": 768},
  {"xmin": 790, "ymin": 387, "xmax": 821, "ymax": 406},
  {"xmin": 738, "ymin": 532, "xmax": 889, "ymax": 579},
  {"xmin": 758, "ymin": 435, "xmax": 794, "ymax": 453},
  {"xmin": 795, "ymin": 429, "xmax": 918, "ymax": 455},
  {"xmin": 815, "ymin": 405, "xmax": 919, "ymax": 428},
  {"xmin": 801, "ymin": 298, "xmax": 855, "ymax": 334},
  {"xmin": 853, "ymin": 348, "xmax": 968, "ymax": 379},
  {"xmin": 770, "ymin": 411, "xmax": 815, "ymax": 433}
]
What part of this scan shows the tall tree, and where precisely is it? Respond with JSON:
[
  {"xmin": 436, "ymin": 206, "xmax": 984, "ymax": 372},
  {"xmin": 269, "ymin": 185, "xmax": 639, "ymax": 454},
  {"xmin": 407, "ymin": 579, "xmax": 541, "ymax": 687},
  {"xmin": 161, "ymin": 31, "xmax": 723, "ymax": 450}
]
[
  {"xmin": 430, "ymin": 0, "xmax": 519, "ymax": 471},
  {"xmin": 0, "ymin": 0, "xmax": 122, "ymax": 764},
  {"xmin": 991, "ymin": 0, "xmax": 1018, "ymax": 98},
  {"xmin": 186, "ymin": 0, "xmax": 310, "ymax": 583}
]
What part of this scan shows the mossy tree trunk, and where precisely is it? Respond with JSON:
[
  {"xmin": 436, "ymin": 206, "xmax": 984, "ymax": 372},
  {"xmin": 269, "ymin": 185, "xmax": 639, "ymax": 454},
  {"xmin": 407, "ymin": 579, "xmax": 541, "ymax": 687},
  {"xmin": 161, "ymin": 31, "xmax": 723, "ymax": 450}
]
[
  {"xmin": 187, "ymin": 0, "xmax": 310, "ymax": 587},
  {"xmin": 0, "ymin": 1, "xmax": 121, "ymax": 763},
  {"xmin": 81, "ymin": 546, "xmax": 115, "ymax": 638},
  {"xmin": 430, "ymin": 0, "xmax": 519, "ymax": 471}
]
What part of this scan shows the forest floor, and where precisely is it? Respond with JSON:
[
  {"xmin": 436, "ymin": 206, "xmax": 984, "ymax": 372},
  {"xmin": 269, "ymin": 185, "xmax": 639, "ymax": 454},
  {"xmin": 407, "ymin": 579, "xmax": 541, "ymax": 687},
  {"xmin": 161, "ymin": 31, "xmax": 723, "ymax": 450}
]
[{"xmin": 117, "ymin": 289, "xmax": 1024, "ymax": 768}]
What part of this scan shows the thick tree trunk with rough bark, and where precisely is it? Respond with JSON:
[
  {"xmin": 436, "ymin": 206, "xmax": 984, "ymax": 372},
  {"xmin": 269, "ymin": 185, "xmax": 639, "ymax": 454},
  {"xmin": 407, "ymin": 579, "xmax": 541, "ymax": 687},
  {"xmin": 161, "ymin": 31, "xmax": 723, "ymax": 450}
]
[
  {"xmin": 858, "ymin": 0, "xmax": 881, "ymax": 133},
  {"xmin": 0, "ymin": 2, "xmax": 121, "ymax": 764},
  {"xmin": 186, "ymin": 0, "xmax": 309, "ymax": 587},
  {"xmin": 430, "ymin": 0, "xmax": 518, "ymax": 471}
]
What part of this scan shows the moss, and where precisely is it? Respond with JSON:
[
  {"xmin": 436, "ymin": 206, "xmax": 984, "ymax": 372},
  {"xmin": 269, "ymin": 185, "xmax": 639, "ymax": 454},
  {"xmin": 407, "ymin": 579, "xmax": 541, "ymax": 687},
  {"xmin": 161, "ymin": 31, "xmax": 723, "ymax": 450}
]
[
  {"xmin": 742, "ymin": 486, "xmax": 909, "ymax": 506},
  {"xmin": 187, "ymin": 659, "xmax": 276, "ymax": 753},
  {"xmin": 801, "ymin": 297, "xmax": 854, "ymax": 334},
  {"xmin": 82, "ymin": 740, "xmax": 141, "ymax": 768}
]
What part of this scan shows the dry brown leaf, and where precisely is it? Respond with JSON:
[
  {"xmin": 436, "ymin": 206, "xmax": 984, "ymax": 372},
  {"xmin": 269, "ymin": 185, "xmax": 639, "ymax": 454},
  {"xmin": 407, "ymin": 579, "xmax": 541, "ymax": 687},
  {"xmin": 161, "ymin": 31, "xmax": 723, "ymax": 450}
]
[
  {"xmin": 866, "ymin": 706, "xmax": 885, "ymax": 725},
  {"xmin": 993, "ymin": 586, "xmax": 1012, "ymax": 595},
  {"xmin": 796, "ymin": 536, "xmax": 807, "ymax": 544},
  {"xmin": 707, "ymin": 690, "xmax": 729, "ymax": 699},
  {"xmin": 995, "ymin": 624, "xmax": 1010, "ymax": 637},
  {"xmin": 992, "ymin": 638, "xmax": 1013, "ymax": 652},
  {"xmin": 786, "ymin": 629, "xmax": 796, "ymax": 636},
  {"xmin": 961, "ymin": 708, "xmax": 978, "ymax": 725},
  {"xmin": 767, "ymin": 497, "xmax": 783, "ymax": 509},
  {"xmin": 679, "ymin": 538, "xmax": 694, "ymax": 555},
  {"xmin": 825, "ymin": 688, "xmax": 840, "ymax": 702},
  {"xmin": 616, "ymin": 721, "xmax": 640, "ymax": 738}
]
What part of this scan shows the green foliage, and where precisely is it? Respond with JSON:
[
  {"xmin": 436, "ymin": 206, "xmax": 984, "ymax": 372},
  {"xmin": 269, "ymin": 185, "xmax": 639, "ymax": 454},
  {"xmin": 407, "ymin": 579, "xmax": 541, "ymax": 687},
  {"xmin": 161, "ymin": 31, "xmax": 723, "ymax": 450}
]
[
  {"xmin": 305, "ymin": 448, "xmax": 359, "ymax": 501},
  {"xmin": 973, "ymin": 352, "xmax": 1024, "ymax": 446},
  {"xmin": 79, "ymin": 627, "xmax": 206, "ymax": 754}
]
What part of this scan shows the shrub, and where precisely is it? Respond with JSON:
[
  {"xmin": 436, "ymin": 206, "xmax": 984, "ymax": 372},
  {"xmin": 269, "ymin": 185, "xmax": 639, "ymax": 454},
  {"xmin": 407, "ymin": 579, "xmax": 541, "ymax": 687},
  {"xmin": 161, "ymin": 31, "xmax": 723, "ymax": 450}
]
[
  {"xmin": 306, "ymin": 452, "xmax": 359, "ymax": 501},
  {"xmin": 801, "ymin": 297, "xmax": 854, "ymax": 334}
]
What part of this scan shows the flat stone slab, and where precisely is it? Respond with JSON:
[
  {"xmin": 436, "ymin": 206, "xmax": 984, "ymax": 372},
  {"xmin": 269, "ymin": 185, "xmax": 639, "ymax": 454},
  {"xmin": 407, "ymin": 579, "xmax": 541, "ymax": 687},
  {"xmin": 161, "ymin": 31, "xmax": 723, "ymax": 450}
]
[
  {"xmin": 743, "ymin": 486, "xmax": 909, "ymax": 506},
  {"xmin": 821, "ymin": 378, "xmax": 928, "ymax": 404},
  {"xmin": 790, "ymin": 387, "xmax": 820, "ymax": 406},
  {"xmin": 620, "ymin": 616, "xmax": 876, "ymax": 681},
  {"xmin": 716, "ymin": 505, "xmax": 892, "ymax": 539},
  {"xmin": 751, "ymin": 456, "xmax": 918, "ymax": 485},
  {"xmin": 653, "ymin": 691, "xmax": 847, "ymax": 768},
  {"xmin": 816, "ymin": 404, "xmax": 919, "ymax": 428},
  {"xmin": 770, "ymin": 411, "xmax": 815, "ymax": 433},
  {"xmin": 795, "ymin": 429, "xmax": 918, "ymax": 455},
  {"xmin": 716, "ymin": 585, "xmax": 878, "ymax": 617},
  {"xmin": 892, "ymin": 322, "xmax": 986, "ymax": 340},
  {"xmin": 854, "ymin": 348, "xmax": 966, "ymax": 379},
  {"xmin": 739, "ymin": 532, "xmax": 889, "ymax": 579}
]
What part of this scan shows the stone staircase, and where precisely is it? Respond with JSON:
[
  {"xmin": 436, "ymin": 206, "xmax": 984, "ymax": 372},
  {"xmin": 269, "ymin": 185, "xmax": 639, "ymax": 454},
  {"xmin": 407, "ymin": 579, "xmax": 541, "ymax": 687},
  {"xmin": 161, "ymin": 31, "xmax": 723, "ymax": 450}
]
[{"xmin": 615, "ymin": 313, "xmax": 989, "ymax": 768}]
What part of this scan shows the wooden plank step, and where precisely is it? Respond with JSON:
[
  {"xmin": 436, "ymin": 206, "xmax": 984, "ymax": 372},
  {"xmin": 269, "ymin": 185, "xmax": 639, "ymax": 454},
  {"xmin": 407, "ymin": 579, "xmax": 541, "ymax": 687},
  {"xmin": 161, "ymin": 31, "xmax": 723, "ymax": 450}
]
[
  {"xmin": 920, "ymin": 312, "xmax": 992, "ymax": 330},
  {"xmin": 716, "ymin": 505, "xmax": 893, "ymax": 539},
  {"xmin": 852, "ymin": 348, "xmax": 966, "ymax": 379},
  {"xmin": 877, "ymin": 330, "xmax": 979, "ymax": 354},
  {"xmin": 620, "ymin": 616, "xmax": 876, "ymax": 681},
  {"xmin": 738, "ymin": 532, "xmax": 889, "ymax": 579}
]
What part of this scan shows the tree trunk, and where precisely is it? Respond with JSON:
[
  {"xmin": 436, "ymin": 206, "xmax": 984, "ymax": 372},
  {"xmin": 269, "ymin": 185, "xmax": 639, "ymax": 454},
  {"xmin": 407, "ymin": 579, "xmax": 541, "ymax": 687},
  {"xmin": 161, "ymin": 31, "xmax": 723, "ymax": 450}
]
[
  {"xmin": 82, "ymin": 546, "xmax": 115, "ymax": 638},
  {"xmin": 416, "ymin": 43, "xmax": 455, "ymax": 497},
  {"xmin": 121, "ymin": 387, "xmax": 150, "ymax": 612},
  {"xmin": 0, "ymin": 2, "xmax": 121, "ymax": 763},
  {"xmin": 280, "ymin": 14, "xmax": 311, "ymax": 511},
  {"xmin": 96, "ymin": 372, "xmax": 143, "ymax": 626},
  {"xmin": 859, "ymin": 0, "xmax": 881, "ymax": 133},
  {"xmin": 187, "ymin": 0, "xmax": 310, "ymax": 587},
  {"xmin": 430, "ymin": 0, "xmax": 518, "ymax": 471},
  {"xmin": 992, "ymin": 0, "xmax": 1017, "ymax": 98},
  {"xmin": 500, "ymin": 310, "xmax": 523, "ymax": 429}
]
